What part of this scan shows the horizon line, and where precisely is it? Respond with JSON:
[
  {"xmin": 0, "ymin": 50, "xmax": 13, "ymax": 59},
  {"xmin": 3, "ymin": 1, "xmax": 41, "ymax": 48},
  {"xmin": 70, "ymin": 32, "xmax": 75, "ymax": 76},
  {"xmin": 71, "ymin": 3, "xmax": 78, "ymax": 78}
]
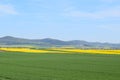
[{"xmin": 0, "ymin": 36, "xmax": 119, "ymax": 44}]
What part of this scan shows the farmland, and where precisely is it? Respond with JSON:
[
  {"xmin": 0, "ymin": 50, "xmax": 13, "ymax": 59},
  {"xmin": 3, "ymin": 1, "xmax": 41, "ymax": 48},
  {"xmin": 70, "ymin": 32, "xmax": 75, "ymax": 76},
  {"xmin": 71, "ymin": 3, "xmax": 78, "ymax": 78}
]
[
  {"xmin": 0, "ymin": 51, "xmax": 120, "ymax": 80},
  {"xmin": 1, "ymin": 47, "xmax": 120, "ymax": 54}
]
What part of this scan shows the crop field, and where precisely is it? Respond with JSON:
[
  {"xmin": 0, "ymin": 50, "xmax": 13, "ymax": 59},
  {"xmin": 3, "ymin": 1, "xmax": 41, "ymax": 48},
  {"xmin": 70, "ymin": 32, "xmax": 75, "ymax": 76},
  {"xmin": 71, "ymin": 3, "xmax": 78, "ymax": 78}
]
[
  {"xmin": 0, "ymin": 52, "xmax": 120, "ymax": 80},
  {"xmin": 1, "ymin": 47, "xmax": 120, "ymax": 54}
]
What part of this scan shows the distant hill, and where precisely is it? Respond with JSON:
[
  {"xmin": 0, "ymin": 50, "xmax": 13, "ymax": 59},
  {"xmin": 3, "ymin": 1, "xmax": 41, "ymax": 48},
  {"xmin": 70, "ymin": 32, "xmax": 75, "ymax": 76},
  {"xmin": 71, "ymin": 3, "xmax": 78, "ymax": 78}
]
[{"xmin": 0, "ymin": 36, "xmax": 120, "ymax": 49}]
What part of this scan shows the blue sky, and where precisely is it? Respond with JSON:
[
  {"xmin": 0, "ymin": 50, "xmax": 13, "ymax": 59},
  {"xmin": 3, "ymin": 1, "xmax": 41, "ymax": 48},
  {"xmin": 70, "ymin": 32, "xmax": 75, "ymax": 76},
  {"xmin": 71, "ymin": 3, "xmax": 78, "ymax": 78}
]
[{"xmin": 0, "ymin": 0, "xmax": 120, "ymax": 43}]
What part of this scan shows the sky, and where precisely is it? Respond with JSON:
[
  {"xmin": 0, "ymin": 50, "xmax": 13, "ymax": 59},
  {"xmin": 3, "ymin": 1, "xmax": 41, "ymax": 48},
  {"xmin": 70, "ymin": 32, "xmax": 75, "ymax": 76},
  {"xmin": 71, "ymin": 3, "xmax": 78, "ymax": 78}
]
[{"xmin": 0, "ymin": 0, "xmax": 120, "ymax": 43}]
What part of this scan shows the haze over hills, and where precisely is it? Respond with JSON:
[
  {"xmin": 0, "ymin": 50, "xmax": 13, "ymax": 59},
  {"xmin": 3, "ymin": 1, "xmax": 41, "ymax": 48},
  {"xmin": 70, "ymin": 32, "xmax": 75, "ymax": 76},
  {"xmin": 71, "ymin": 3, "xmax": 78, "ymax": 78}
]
[{"xmin": 0, "ymin": 36, "xmax": 120, "ymax": 49}]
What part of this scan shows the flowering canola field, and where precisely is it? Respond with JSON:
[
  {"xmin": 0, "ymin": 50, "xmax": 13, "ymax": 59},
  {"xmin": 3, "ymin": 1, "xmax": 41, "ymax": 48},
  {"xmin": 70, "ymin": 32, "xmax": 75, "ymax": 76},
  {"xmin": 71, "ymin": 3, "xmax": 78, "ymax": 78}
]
[
  {"xmin": 0, "ymin": 47, "xmax": 120, "ymax": 54},
  {"xmin": 51, "ymin": 48, "xmax": 120, "ymax": 55},
  {"xmin": 0, "ymin": 48, "xmax": 48, "ymax": 53}
]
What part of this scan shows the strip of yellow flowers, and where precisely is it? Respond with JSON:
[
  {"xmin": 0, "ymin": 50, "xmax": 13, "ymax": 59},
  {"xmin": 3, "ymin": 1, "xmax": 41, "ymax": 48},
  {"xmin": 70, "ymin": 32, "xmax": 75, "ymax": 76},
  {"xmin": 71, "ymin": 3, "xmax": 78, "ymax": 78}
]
[
  {"xmin": 51, "ymin": 48, "xmax": 120, "ymax": 55},
  {"xmin": 0, "ymin": 48, "xmax": 48, "ymax": 53},
  {"xmin": 0, "ymin": 48, "xmax": 120, "ymax": 54}
]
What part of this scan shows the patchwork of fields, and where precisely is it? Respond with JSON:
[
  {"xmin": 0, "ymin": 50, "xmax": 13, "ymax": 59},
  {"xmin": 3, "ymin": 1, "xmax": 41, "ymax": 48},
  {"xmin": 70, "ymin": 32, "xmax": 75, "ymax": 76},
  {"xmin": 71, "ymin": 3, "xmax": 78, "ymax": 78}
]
[{"xmin": 0, "ymin": 52, "xmax": 120, "ymax": 80}]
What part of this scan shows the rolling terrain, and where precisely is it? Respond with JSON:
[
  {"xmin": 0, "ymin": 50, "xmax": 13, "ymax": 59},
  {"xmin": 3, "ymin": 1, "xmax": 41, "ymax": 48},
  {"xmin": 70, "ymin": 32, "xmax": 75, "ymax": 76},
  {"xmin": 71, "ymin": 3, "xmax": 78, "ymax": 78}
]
[{"xmin": 0, "ymin": 36, "xmax": 120, "ymax": 49}]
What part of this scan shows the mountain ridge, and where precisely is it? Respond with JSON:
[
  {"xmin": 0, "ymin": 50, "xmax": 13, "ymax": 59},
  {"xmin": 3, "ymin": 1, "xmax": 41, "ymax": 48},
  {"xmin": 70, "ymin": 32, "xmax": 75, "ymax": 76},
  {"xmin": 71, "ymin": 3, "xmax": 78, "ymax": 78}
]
[{"xmin": 0, "ymin": 36, "xmax": 120, "ymax": 49}]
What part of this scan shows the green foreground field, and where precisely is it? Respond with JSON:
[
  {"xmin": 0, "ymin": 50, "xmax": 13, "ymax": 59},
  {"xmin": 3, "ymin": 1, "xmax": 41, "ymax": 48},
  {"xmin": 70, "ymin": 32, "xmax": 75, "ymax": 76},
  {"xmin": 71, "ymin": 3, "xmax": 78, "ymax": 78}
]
[{"xmin": 0, "ymin": 52, "xmax": 120, "ymax": 80}]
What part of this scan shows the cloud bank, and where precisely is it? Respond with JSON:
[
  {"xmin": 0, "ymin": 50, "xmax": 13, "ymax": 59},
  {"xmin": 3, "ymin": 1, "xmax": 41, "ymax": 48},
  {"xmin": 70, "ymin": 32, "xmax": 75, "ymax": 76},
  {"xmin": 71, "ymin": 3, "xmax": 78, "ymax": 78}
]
[
  {"xmin": 0, "ymin": 4, "xmax": 18, "ymax": 15},
  {"xmin": 63, "ymin": 6, "xmax": 120, "ymax": 19}
]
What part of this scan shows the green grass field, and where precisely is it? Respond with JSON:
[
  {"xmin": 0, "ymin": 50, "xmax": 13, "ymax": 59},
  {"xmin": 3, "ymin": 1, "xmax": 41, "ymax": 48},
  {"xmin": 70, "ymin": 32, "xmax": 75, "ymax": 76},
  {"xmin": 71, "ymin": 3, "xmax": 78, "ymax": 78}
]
[{"xmin": 0, "ymin": 52, "xmax": 120, "ymax": 80}]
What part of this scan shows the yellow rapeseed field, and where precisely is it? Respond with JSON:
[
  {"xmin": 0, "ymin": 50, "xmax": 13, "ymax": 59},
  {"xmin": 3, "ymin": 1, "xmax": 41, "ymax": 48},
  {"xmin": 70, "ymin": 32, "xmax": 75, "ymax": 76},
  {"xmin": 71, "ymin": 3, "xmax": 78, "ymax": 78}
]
[
  {"xmin": 51, "ymin": 48, "xmax": 120, "ymax": 55},
  {"xmin": 0, "ymin": 48, "xmax": 48, "ymax": 53},
  {"xmin": 0, "ymin": 47, "xmax": 120, "ymax": 54}
]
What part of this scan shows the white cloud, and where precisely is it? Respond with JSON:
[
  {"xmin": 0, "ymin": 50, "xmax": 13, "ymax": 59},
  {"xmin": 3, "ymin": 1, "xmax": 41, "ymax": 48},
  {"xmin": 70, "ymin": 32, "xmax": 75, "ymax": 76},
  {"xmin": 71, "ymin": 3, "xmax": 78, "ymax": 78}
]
[
  {"xmin": 63, "ymin": 6, "xmax": 120, "ymax": 19},
  {"xmin": 100, "ymin": 0, "xmax": 113, "ymax": 2},
  {"xmin": 98, "ymin": 24, "xmax": 120, "ymax": 31},
  {"xmin": 100, "ymin": 0, "xmax": 118, "ymax": 3},
  {"xmin": 0, "ymin": 4, "xmax": 18, "ymax": 15}
]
